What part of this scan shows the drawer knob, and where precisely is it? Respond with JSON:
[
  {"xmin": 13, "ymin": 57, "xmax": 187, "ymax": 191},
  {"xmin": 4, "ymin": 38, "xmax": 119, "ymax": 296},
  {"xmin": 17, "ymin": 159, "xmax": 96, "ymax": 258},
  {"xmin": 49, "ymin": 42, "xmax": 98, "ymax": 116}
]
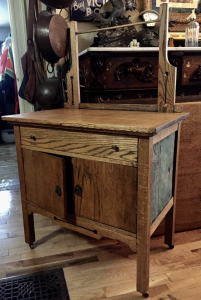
[
  {"xmin": 30, "ymin": 135, "xmax": 36, "ymax": 141},
  {"xmin": 112, "ymin": 145, "xmax": 119, "ymax": 152},
  {"xmin": 56, "ymin": 185, "xmax": 62, "ymax": 197},
  {"xmin": 75, "ymin": 184, "xmax": 82, "ymax": 196}
]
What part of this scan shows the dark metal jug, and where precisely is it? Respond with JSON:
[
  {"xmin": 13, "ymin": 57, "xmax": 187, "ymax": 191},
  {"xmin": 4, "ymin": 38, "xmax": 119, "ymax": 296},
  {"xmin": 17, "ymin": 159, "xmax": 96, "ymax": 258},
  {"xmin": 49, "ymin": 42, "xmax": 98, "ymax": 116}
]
[{"xmin": 36, "ymin": 77, "xmax": 62, "ymax": 110}]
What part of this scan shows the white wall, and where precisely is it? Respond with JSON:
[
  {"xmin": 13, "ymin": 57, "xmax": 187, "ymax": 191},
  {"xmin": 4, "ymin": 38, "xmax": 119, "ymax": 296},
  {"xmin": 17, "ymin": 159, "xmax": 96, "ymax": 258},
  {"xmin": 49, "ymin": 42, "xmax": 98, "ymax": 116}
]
[
  {"xmin": 0, "ymin": 27, "xmax": 11, "ymax": 42},
  {"xmin": 7, "ymin": 0, "xmax": 34, "ymax": 114}
]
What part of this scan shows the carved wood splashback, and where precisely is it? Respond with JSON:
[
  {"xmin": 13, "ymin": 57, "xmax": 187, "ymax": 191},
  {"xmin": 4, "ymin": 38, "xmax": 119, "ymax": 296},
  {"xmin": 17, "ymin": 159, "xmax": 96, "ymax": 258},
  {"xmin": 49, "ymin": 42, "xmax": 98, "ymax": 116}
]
[{"xmin": 79, "ymin": 50, "xmax": 201, "ymax": 104}]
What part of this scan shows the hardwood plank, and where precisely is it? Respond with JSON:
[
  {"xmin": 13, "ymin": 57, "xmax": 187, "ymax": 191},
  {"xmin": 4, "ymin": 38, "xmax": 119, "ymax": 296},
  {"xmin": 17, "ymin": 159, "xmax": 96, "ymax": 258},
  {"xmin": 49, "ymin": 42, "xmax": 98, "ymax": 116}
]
[
  {"xmin": 152, "ymin": 123, "xmax": 178, "ymax": 145},
  {"xmin": 80, "ymin": 103, "xmax": 158, "ymax": 112},
  {"xmin": 165, "ymin": 123, "xmax": 181, "ymax": 247},
  {"xmin": 66, "ymin": 21, "xmax": 80, "ymax": 108},
  {"xmin": 27, "ymin": 202, "xmax": 137, "ymax": 251},
  {"xmin": 2, "ymin": 109, "xmax": 189, "ymax": 136},
  {"xmin": 20, "ymin": 127, "xmax": 138, "ymax": 164},
  {"xmin": 23, "ymin": 149, "xmax": 67, "ymax": 220},
  {"xmin": 13, "ymin": 126, "xmax": 35, "ymax": 246},
  {"xmin": 136, "ymin": 137, "xmax": 153, "ymax": 294},
  {"xmin": 72, "ymin": 158, "xmax": 138, "ymax": 233},
  {"xmin": 79, "ymin": 103, "xmax": 183, "ymax": 113},
  {"xmin": 68, "ymin": 288, "xmax": 106, "ymax": 300},
  {"xmin": 158, "ymin": 3, "xmax": 177, "ymax": 112}
]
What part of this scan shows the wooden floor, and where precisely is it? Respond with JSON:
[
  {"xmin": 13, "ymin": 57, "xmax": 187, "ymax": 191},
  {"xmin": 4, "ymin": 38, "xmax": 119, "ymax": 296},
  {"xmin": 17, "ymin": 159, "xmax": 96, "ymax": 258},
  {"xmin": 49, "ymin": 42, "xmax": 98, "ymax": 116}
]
[{"xmin": 1, "ymin": 143, "xmax": 201, "ymax": 300}]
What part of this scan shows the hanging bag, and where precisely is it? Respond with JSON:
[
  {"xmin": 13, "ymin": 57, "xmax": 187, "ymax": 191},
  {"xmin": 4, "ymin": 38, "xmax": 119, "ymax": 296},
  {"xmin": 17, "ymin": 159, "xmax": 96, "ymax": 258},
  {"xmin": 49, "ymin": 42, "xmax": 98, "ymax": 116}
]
[{"xmin": 19, "ymin": 0, "xmax": 37, "ymax": 104}]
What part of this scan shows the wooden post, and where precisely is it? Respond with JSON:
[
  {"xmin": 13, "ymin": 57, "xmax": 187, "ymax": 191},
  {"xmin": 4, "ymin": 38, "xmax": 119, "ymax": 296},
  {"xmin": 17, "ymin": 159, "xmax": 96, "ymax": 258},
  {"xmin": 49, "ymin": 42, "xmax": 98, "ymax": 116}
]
[
  {"xmin": 64, "ymin": 21, "xmax": 80, "ymax": 109},
  {"xmin": 165, "ymin": 122, "xmax": 181, "ymax": 247},
  {"xmin": 137, "ymin": 137, "xmax": 153, "ymax": 296},
  {"xmin": 158, "ymin": 3, "xmax": 177, "ymax": 113},
  {"xmin": 14, "ymin": 126, "xmax": 35, "ymax": 247}
]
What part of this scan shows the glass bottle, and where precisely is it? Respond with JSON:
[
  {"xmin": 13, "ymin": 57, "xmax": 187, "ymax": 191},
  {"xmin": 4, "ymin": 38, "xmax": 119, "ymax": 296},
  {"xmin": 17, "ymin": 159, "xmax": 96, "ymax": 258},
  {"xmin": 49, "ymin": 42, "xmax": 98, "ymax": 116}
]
[{"xmin": 185, "ymin": 10, "xmax": 199, "ymax": 47}]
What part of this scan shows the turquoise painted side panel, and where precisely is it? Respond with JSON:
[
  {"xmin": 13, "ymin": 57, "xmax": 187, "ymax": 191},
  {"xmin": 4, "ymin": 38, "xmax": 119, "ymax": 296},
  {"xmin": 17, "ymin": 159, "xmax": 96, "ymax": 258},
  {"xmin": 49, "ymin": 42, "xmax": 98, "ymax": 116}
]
[{"xmin": 151, "ymin": 132, "xmax": 175, "ymax": 224}]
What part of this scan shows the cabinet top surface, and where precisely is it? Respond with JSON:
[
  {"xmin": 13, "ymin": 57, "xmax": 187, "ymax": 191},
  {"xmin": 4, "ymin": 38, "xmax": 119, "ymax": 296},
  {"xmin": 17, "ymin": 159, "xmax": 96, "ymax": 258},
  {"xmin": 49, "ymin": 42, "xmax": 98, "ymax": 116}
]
[{"xmin": 2, "ymin": 109, "xmax": 189, "ymax": 136}]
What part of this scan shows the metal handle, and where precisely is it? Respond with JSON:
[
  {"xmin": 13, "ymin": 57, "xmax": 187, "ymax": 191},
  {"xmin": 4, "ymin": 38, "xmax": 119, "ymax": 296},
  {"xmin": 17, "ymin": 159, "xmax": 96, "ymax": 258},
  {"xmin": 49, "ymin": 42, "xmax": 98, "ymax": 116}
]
[
  {"xmin": 75, "ymin": 185, "xmax": 82, "ymax": 196},
  {"xmin": 30, "ymin": 135, "xmax": 36, "ymax": 141},
  {"xmin": 112, "ymin": 145, "xmax": 119, "ymax": 152},
  {"xmin": 56, "ymin": 185, "xmax": 62, "ymax": 197}
]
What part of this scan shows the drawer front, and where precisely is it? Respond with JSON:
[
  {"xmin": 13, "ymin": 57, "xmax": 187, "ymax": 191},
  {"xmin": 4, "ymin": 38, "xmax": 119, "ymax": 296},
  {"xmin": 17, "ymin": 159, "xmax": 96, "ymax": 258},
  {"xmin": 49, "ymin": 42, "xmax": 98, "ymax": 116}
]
[{"xmin": 20, "ymin": 127, "xmax": 138, "ymax": 164}]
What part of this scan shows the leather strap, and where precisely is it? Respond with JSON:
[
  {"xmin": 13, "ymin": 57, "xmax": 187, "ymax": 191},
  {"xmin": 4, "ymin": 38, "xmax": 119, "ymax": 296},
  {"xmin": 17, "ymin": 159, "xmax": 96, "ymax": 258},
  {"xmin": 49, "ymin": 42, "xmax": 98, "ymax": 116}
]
[{"xmin": 27, "ymin": 0, "xmax": 37, "ymax": 61}]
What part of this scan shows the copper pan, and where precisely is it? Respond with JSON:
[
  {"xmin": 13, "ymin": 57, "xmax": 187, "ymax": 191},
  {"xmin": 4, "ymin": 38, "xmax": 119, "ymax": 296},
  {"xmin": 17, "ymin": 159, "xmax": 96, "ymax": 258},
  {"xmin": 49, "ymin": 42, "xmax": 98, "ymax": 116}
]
[
  {"xmin": 36, "ymin": 10, "xmax": 68, "ymax": 64},
  {"xmin": 40, "ymin": 0, "xmax": 75, "ymax": 8}
]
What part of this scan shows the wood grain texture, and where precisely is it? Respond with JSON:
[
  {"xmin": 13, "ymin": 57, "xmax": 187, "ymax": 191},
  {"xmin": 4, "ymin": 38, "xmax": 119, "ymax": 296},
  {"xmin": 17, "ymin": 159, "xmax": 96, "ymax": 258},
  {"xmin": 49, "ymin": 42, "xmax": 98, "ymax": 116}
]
[
  {"xmin": 152, "ymin": 123, "xmax": 178, "ymax": 145},
  {"xmin": 158, "ymin": 3, "xmax": 177, "ymax": 113},
  {"xmin": 27, "ymin": 203, "xmax": 102, "ymax": 240},
  {"xmin": 80, "ymin": 103, "xmax": 183, "ymax": 113},
  {"xmin": 27, "ymin": 202, "xmax": 137, "ymax": 251},
  {"xmin": 66, "ymin": 21, "xmax": 80, "ymax": 108},
  {"xmin": 175, "ymin": 103, "xmax": 201, "ymax": 232},
  {"xmin": 150, "ymin": 198, "xmax": 173, "ymax": 236},
  {"xmin": 137, "ymin": 137, "xmax": 153, "ymax": 294},
  {"xmin": 79, "ymin": 103, "xmax": 158, "ymax": 112},
  {"xmin": 2, "ymin": 109, "xmax": 189, "ymax": 136},
  {"xmin": 23, "ymin": 149, "xmax": 67, "ymax": 220},
  {"xmin": 151, "ymin": 132, "xmax": 175, "ymax": 224},
  {"xmin": 164, "ymin": 124, "xmax": 180, "ymax": 247},
  {"xmin": 20, "ymin": 127, "xmax": 138, "ymax": 164},
  {"xmin": 14, "ymin": 126, "xmax": 35, "ymax": 245},
  {"xmin": 72, "ymin": 158, "xmax": 138, "ymax": 233}
]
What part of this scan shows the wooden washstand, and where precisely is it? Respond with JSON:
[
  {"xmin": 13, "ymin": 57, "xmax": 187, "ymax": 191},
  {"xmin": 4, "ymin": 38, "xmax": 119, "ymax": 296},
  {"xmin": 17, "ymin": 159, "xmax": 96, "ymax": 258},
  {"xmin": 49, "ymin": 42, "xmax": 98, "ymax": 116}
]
[{"xmin": 2, "ymin": 4, "xmax": 189, "ymax": 297}]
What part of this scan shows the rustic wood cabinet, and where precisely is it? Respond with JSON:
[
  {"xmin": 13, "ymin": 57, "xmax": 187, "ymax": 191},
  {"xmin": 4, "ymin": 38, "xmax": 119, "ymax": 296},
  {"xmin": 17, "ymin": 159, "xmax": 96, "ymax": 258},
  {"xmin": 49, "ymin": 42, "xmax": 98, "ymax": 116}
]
[{"xmin": 2, "ymin": 109, "xmax": 189, "ymax": 297}]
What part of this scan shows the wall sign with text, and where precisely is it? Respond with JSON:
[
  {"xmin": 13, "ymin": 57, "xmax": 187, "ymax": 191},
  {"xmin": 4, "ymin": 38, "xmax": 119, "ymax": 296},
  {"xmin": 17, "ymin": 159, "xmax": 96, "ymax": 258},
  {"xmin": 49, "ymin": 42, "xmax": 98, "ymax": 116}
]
[{"xmin": 71, "ymin": 0, "xmax": 108, "ymax": 21}]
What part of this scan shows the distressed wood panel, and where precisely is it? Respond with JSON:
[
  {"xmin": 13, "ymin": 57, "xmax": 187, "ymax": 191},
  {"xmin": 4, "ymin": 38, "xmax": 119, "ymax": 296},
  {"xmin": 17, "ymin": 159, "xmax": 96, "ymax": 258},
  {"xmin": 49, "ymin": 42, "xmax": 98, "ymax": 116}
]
[
  {"xmin": 151, "ymin": 132, "xmax": 175, "ymax": 224},
  {"xmin": 20, "ymin": 127, "xmax": 138, "ymax": 164},
  {"xmin": 72, "ymin": 158, "xmax": 138, "ymax": 233},
  {"xmin": 23, "ymin": 149, "xmax": 67, "ymax": 220}
]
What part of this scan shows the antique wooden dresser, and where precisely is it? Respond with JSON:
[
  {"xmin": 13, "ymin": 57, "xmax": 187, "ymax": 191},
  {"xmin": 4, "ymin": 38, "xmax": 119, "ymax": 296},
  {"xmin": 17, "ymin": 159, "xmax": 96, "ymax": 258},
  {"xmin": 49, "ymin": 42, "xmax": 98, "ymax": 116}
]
[
  {"xmin": 2, "ymin": 109, "xmax": 189, "ymax": 296},
  {"xmin": 2, "ymin": 3, "xmax": 191, "ymax": 297}
]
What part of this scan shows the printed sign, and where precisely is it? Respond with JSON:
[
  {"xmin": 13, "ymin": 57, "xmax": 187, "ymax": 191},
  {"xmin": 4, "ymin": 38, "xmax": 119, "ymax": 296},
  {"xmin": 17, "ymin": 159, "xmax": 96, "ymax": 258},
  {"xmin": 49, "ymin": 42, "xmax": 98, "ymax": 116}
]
[
  {"xmin": 156, "ymin": 0, "xmax": 199, "ymax": 8},
  {"xmin": 71, "ymin": 0, "xmax": 108, "ymax": 20}
]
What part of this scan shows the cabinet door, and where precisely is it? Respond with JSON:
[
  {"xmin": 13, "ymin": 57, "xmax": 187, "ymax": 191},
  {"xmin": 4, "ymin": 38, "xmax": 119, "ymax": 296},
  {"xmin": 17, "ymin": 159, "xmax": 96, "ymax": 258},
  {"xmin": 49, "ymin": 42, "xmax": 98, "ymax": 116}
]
[
  {"xmin": 23, "ymin": 149, "xmax": 67, "ymax": 219},
  {"xmin": 72, "ymin": 158, "xmax": 137, "ymax": 233}
]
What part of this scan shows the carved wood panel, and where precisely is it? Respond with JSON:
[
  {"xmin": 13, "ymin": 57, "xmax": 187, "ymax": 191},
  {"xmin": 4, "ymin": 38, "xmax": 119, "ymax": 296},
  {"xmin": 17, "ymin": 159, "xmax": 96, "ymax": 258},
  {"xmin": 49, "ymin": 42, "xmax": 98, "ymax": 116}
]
[
  {"xmin": 182, "ymin": 56, "xmax": 201, "ymax": 85},
  {"xmin": 80, "ymin": 56, "xmax": 159, "ymax": 90}
]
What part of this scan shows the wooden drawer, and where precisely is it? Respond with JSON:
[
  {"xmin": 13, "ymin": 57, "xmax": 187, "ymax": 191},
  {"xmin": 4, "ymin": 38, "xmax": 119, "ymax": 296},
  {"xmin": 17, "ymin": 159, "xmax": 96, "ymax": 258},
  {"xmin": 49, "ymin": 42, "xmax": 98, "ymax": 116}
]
[{"xmin": 20, "ymin": 127, "xmax": 138, "ymax": 165}]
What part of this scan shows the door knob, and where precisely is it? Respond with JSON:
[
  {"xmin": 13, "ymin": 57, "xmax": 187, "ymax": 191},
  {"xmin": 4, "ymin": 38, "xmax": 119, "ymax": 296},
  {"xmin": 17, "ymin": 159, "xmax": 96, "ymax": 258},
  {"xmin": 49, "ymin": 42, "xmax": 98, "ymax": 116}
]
[
  {"xmin": 75, "ymin": 185, "xmax": 82, "ymax": 196},
  {"xmin": 112, "ymin": 145, "xmax": 119, "ymax": 152},
  {"xmin": 30, "ymin": 135, "xmax": 36, "ymax": 141},
  {"xmin": 56, "ymin": 185, "xmax": 62, "ymax": 197}
]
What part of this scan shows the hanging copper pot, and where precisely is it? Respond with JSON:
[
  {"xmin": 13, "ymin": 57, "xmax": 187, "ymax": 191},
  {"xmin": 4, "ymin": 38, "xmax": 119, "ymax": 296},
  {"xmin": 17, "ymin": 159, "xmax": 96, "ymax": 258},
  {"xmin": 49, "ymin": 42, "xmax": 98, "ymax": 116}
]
[
  {"xmin": 36, "ymin": 10, "xmax": 68, "ymax": 64},
  {"xmin": 40, "ymin": 0, "xmax": 75, "ymax": 8}
]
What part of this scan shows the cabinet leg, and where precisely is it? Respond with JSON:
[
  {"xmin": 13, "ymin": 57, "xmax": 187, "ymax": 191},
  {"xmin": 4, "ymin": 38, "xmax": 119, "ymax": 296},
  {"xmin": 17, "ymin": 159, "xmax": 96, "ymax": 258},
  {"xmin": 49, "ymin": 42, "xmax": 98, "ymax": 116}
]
[
  {"xmin": 137, "ymin": 239, "xmax": 150, "ymax": 295},
  {"xmin": 164, "ymin": 205, "xmax": 175, "ymax": 248},
  {"xmin": 23, "ymin": 212, "xmax": 35, "ymax": 246}
]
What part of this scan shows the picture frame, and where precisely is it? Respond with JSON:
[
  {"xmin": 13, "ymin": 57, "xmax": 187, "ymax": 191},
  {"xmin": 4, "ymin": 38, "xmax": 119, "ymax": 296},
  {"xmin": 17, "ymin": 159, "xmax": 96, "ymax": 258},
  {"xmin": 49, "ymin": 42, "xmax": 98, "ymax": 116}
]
[{"xmin": 145, "ymin": 0, "xmax": 201, "ymax": 31}]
